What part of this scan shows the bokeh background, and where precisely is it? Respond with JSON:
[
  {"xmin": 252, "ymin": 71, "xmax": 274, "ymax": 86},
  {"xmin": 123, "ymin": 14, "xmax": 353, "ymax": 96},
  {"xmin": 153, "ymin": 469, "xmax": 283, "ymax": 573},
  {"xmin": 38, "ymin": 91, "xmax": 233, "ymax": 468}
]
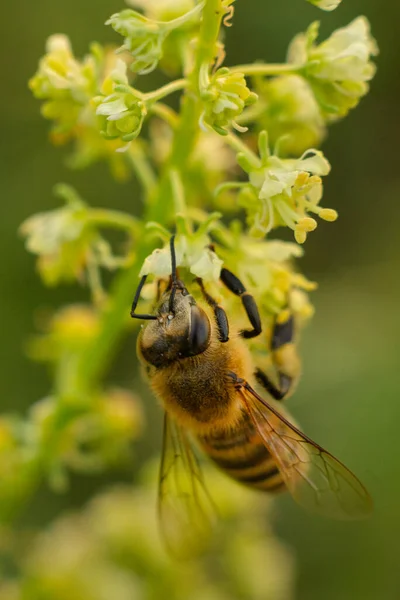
[{"xmin": 1, "ymin": 0, "xmax": 399, "ymax": 598}]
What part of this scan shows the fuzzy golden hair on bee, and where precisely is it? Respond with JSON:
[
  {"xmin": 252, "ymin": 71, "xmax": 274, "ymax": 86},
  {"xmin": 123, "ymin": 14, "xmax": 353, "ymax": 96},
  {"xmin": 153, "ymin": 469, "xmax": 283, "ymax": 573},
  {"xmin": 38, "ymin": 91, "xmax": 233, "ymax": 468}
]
[{"xmin": 131, "ymin": 235, "xmax": 372, "ymax": 558}]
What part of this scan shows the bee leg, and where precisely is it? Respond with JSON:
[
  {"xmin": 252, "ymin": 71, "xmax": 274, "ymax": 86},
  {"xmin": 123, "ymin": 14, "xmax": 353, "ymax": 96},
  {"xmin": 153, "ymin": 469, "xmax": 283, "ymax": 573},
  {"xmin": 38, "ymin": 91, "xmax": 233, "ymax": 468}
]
[
  {"xmin": 255, "ymin": 314, "xmax": 297, "ymax": 401},
  {"xmin": 130, "ymin": 275, "xmax": 158, "ymax": 321},
  {"xmin": 220, "ymin": 268, "xmax": 262, "ymax": 339},
  {"xmin": 195, "ymin": 278, "xmax": 229, "ymax": 342},
  {"xmin": 255, "ymin": 368, "xmax": 290, "ymax": 401}
]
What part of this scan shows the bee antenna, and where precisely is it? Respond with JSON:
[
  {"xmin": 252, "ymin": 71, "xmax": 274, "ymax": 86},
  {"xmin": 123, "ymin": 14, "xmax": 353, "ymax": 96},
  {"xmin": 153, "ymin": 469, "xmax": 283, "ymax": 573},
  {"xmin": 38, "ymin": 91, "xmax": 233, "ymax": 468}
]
[
  {"xmin": 168, "ymin": 235, "xmax": 179, "ymax": 314},
  {"xmin": 170, "ymin": 235, "xmax": 178, "ymax": 284}
]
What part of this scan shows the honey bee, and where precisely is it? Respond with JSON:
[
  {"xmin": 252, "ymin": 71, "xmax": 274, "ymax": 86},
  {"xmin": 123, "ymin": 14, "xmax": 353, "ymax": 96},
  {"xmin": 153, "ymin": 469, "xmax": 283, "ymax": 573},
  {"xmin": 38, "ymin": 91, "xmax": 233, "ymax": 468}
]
[{"xmin": 131, "ymin": 236, "xmax": 372, "ymax": 556}]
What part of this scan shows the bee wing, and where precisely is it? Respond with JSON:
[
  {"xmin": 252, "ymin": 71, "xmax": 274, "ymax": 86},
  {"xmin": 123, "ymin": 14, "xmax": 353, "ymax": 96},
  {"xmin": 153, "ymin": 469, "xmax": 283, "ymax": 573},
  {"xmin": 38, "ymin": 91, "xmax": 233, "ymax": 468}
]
[
  {"xmin": 158, "ymin": 413, "xmax": 216, "ymax": 558},
  {"xmin": 238, "ymin": 382, "xmax": 373, "ymax": 520}
]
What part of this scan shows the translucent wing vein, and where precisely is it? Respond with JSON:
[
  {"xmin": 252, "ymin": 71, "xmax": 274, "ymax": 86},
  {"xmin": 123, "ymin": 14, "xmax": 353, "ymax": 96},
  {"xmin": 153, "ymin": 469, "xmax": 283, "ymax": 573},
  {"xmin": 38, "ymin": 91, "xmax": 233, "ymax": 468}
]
[
  {"xmin": 238, "ymin": 383, "xmax": 373, "ymax": 520},
  {"xmin": 158, "ymin": 413, "xmax": 216, "ymax": 558}
]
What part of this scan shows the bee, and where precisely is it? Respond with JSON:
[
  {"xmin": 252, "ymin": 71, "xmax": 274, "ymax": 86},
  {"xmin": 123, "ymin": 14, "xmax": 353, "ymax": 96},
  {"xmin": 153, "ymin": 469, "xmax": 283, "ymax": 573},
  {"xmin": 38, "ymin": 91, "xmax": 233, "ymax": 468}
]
[{"xmin": 131, "ymin": 236, "xmax": 372, "ymax": 556}]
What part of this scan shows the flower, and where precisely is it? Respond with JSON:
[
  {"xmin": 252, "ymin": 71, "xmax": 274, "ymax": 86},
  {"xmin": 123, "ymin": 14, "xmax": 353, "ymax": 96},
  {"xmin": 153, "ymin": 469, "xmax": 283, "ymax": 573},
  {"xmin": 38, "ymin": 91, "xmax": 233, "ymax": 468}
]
[
  {"xmin": 200, "ymin": 68, "xmax": 258, "ymax": 135},
  {"xmin": 30, "ymin": 38, "xmax": 135, "ymax": 178},
  {"xmin": 28, "ymin": 305, "xmax": 100, "ymax": 364},
  {"xmin": 307, "ymin": 0, "xmax": 342, "ymax": 11},
  {"xmin": 140, "ymin": 235, "xmax": 223, "ymax": 281},
  {"xmin": 108, "ymin": 3, "xmax": 204, "ymax": 75},
  {"xmin": 29, "ymin": 34, "xmax": 98, "ymax": 135},
  {"xmin": 215, "ymin": 223, "xmax": 316, "ymax": 320},
  {"xmin": 139, "ymin": 216, "xmax": 223, "ymax": 283},
  {"xmin": 93, "ymin": 60, "xmax": 147, "ymax": 149},
  {"xmin": 20, "ymin": 186, "xmax": 92, "ymax": 285},
  {"xmin": 288, "ymin": 17, "xmax": 378, "ymax": 119},
  {"xmin": 223, "ymin": 131, "xmax": 335, "ymax": 243},
  {"xmin": 20, "ymin": 185, "xmax": 124, "ymax": 286},
  {"xmin": 255, "ymin": 75, "xmax": 326, "ymax": 156},
  {"xmin": 106, "ymin": 9, "xmax": 168, "ymax": 75}
]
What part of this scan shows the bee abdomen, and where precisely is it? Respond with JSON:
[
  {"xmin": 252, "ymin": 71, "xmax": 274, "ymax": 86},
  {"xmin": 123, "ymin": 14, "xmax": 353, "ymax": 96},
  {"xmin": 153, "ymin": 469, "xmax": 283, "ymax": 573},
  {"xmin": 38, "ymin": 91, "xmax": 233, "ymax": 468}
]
[{"xmin": 200, "ymin": 427, "xmax": 285, "ymax": 493}]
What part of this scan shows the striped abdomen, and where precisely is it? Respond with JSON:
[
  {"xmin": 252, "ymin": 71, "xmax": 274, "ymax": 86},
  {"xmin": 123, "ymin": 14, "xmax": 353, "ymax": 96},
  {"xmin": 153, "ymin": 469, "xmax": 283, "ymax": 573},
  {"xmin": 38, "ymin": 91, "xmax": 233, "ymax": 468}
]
[{"xmin": 199, "ymin": 413, "xmax": 285, "ymax": 492}]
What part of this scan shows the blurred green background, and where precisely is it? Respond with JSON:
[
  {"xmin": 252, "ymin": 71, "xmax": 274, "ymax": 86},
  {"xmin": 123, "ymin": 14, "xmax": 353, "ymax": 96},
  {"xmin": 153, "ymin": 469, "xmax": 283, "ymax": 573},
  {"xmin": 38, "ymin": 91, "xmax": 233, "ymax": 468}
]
[{"xmin": 1, "ymin": 0, "xmax": 399, "ymax": 598}]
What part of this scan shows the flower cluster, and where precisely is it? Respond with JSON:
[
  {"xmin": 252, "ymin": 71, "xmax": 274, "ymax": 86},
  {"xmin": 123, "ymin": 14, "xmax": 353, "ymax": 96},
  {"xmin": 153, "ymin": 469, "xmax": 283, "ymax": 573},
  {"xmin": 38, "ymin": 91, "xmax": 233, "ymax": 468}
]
[
  {"xmin": 94, "ymin": 60, "xmax": 147, "ymax": 149},
  {"xmin": 222, "ymin": 132, "xmax": 336, "ymax": 243},
  {"xmin": 29, "ymin": 37, "xmax": 139, "ymax": 178},
  {"xmin": 1, "ymin": 475, "xmax": 294, "ymax": 600},
  {"xmin": 217, "ymin": 223, "xmax": 316, "ymax": 322},
  {"xmin": 139, "ymin": 217, "xmax": 223, "ymax": 282},
  {"xmin": 107, "ymin": 9, "xmax": 169, "ymax": 75},
  {"xmin": 29, "ymin": 34, "xmax": 98, "ymax": 136},
  {"xmin": 26, "ymin": 304, "xmax": 143, "ymax": 485},
  {"xmin": 107, "ymin": 3, "xmax": 204, "ymax": 75},
  {"xmin": 20, "ymin": 185, "xmax": 134, "ymax": 287},
  {"xmin": 201, "ymin": 68, "xmax": 257, "ymax": 135},
  {"xmin": 289, "ymin": 17, "xmax": 378, "ymax": 119},
  {"xmin": 31, "ymin": 388, "xmax": 142, "ymax": 478},
  {"xmin": 20, "ymin": 185, "xmax": 93, "ymax": 285}
]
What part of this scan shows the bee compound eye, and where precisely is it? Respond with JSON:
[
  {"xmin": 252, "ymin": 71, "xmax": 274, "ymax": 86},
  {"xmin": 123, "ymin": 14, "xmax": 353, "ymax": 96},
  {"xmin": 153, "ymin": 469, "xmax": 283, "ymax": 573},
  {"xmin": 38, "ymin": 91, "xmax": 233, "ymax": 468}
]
[{"xmin": 186, "ymin": 305, "xmax": 211, "ymax": 356}]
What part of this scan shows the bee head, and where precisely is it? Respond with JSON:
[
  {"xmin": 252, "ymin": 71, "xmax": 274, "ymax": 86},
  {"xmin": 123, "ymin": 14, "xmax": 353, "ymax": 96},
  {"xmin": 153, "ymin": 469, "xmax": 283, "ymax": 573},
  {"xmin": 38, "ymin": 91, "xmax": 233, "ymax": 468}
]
[
  {"xmin": 139, "ymin": 290, "xmax": 211, "ymax": 368},
  {"xmin": 137, "ymin": 236, "xmax": 211, "ymax": 368}
]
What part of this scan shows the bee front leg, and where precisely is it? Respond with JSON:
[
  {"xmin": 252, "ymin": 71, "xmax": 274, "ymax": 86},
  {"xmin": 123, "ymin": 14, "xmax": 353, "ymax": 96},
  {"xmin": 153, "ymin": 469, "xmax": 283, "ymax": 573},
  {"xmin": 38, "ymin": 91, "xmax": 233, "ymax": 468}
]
[
  {"xmin": 219, "ymin": 269, "xmax": 262, "ymax": 339},
  {"xmin": 256, "ymin": 313, "xmax": 299, "ymax": 401},
  {"xmin": 195, "ymin": 278, "xmax": 230, "ymax": 342},
  {"xmin": 130, "ymin": 275, "xmax": 158, "ymax": 321}
]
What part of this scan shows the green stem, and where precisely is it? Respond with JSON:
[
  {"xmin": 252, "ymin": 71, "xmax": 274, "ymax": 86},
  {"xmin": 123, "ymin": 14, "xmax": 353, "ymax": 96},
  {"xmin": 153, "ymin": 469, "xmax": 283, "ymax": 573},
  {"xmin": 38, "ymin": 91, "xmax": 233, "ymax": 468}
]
[
  {"xmin": 127, "ymin": 145, "xmax": 157, "ymax": 198},
  {"xmin": 224, "ymin": 131, "xmax": 259, "ymax": 163},
  {"xmin": 195, "ymin": 0, "xmax": 224, "ymax": 74},
  {"xmin": 144, "ymin": 78, "xmax": 188, "ymax": 103},
  {"xmin": 149, "ymin": 103, "xmax": 179, "ymax": 128},
  {"xmin": 86, "ymin": 255, "xmax": 107, "ymax": 307},
  {"xmin": 230, "ymin": 63, "xmax": 299, "ymax": 76},
  {"xmin": 88, "ymin": 209, "xmax": 138, "ymax": 234},
  {"xmin": 169, "ymin": 169, "xmax": 187, "ymax": 215}
]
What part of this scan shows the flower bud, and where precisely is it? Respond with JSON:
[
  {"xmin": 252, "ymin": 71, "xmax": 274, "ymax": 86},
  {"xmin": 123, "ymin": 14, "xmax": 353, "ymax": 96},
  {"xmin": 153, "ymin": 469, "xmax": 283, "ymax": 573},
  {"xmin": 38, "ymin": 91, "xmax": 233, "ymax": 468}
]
[
  {"xmin": 106, "ymin": 9, "xmax": 168, "ymax": 74},
  {"xmin": 29, "ymin": 34, "xmax": 98, "ymax": 135},
  {"xmin": 94, "ymin": 60, "xmax": 147, "ymax": 148},
  {"xmin": 201, "ymin": 69, "xmax": 257, "ymax": 135}
]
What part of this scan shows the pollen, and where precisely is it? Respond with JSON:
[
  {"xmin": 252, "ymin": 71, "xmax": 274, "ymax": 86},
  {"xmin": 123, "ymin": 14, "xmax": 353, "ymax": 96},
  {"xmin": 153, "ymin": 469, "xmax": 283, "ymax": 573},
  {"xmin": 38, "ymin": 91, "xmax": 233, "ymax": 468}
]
[
  {"xmin": 319, "ymin": 208, "xmax": 338, "ymax": 222},
  {"xmin": 294, "ymin": 227, "xmax": 307, "ymax": 244},
  {"xmin": 297, "ymin": 217, "xmax": 317, "ymax": 232}
]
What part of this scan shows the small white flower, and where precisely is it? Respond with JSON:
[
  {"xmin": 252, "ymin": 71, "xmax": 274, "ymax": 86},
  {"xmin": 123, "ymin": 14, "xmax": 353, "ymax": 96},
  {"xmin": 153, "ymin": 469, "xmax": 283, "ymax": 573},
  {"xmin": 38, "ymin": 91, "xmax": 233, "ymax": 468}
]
[
  {"xmin": 288, "ymin": 17, "xmax": 378, "ymax": 119},
  {"xmin": 139, "ymin": 235, "xmax": 222, "ymax": 282},
  {"xmin": 230, "ymin": 132, "xmax": 335, "ymax": 243}
]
